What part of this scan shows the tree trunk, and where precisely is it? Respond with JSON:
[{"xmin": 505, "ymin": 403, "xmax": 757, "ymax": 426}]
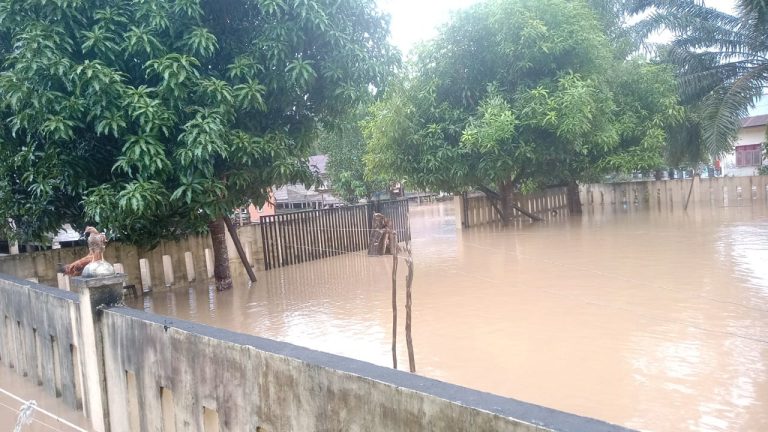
[
  {"xmin": 478, "ymin": 183, "xmax": 541, "ymax": 222},
  {"xmin": 566, "ymin": 180, "xmax": 582, "ymax": 214},
  {"xmin": 498, "ymin": 180, "xmax": 513, "ymax": 225},
  {"xmin": 223, "ymin": 216, "xmax": 257, "ymax": 283},
  {"xmin": 208, "ymin": 217, "xmax": 233, "ymax": 291}
]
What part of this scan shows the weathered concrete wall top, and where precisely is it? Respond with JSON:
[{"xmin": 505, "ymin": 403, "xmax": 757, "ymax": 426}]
[{"xmin": 102, "ymin": 306, "xmax": 634, "ymax": 432}]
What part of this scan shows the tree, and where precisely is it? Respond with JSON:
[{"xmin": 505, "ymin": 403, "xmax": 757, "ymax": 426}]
[
  {"xmin": 364, "ymin": 0, "xmax": 680, "ymax": 221},
  {"xmin": 319, "ymin": 109, "xmax": 388, "ymax": 203},
  {"xmin": 0, "ymin": 0, "xmax": 396, "ymax": 289},
  {"xmin": 630, "ymin": 0, "xmax": 768, "ymax": 156}
]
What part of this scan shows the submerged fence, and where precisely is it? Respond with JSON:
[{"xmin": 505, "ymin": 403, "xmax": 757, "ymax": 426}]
[
  {"xmin": 456, "ymin": 187, "xmax": 569, "ymax": 228},
  {"xmin": 580, "ymin": 176, "xmax": 768, "ymax": 210},
  {"xmin": 260, "ymin": 200, "xmax": 411, "ymax": 270}
]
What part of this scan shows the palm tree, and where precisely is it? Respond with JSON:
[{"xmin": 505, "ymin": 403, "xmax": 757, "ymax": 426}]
[{"xmin": 630, "ymin": 0, "xmax": 768, "ymax": 156}]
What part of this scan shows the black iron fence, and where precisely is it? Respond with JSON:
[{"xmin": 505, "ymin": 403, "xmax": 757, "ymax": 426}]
[{"xmin": 260, "ymin": 199, "xmax": 410, "ymax": 270}]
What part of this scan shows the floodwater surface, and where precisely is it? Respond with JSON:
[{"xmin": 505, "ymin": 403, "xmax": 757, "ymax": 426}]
[
  {"xmin": 130, "ymin": 202, "xmax": 768, "ymax": 432},
  {"xmin": 0, "ymin": 367, "xmax": 89, "ymax": 431}
]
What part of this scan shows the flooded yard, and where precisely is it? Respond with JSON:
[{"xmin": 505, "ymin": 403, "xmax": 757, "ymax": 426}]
[{"xmin": 130, "ymin": 202, "xmax": 768, "ymax": 432}]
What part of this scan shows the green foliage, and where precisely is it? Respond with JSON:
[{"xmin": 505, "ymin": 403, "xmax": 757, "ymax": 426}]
[
  {"xmin": 319, "ymin": 111, "xmax": 388, "ymax": 203},
  {"xmin": 0, "ymin": 0, "xmax": 397, "ymax": 246},
  {"xmin": 364, "ymin": 0, "xmax": 681, "ymax": 197}
]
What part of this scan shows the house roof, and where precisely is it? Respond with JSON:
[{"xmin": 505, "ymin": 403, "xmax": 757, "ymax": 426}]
[
  {"xmin": 272, "ymin": 183, "xmax": 342, "ymax": 204},
  {"xmin": 741, "ymin": 114, "xmax": 768, "ymax": 128}
]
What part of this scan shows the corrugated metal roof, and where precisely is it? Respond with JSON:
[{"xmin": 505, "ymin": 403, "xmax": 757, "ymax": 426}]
[
  {"xmin": 271, "ymin": 155, "xmax": 342, "ymax": 204},
  {"xmin": 741, "ymin": 114, "xmax": 768, "ymax": 128},
  {"xmin": 272, "ymin": 184, "xmax": 341, "ymax": 204}
]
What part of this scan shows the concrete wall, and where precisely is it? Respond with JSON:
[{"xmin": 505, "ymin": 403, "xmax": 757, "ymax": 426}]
[
  {"xmin": 455, "ymin": 188, "xmax": 569, "ymax": 228},
  {"xmin": 580, "ymin": 176, "xmax": 768, "ymax": 211},
  {"xmin": 0, "ymin": 272, "xmax": 634, "ymax": 432},
  {"xmin": 0, "ymin": 224, "xmax": 265, "ymax": 291},
  {"xmin": 101, "ymin": 307, "xmax": 632, "ymax": 432},
  {"xmin": 0, "ymin": 275, "xmax": 85, "ymax": 413}
]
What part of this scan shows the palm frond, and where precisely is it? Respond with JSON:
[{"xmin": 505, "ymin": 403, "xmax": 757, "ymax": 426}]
[
  {"xmin": 700, "ymin": 63, "xmax": 768, "ymax": 154},
  {"xmin": 737, "ymin": 0, "xmax": 768, "ymax": 31}
]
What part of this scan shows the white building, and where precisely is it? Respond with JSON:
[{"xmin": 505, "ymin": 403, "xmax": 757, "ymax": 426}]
[{"xmin": 722, "ymin": 114, "xmax": 767, "ymax": 176}]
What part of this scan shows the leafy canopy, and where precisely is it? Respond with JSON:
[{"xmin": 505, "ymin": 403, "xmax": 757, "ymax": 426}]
[
  {"xmin": 319, "ymin": 111, "xmax": 389, "ymax": 203},
  {"xmin": 364, "ymin": 0, "xmax": 681, "ymax": 196},
  {"xmin": 0, "ymin": 0, "xmax": 397, "ymax": 246}
]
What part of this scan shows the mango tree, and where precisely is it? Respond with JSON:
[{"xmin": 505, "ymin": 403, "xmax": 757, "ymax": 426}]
[
  {"xmin": 0, "ymin": 0, "xmax": 396, "ymax": 289},
  {"xmin": 364, "ymin": 0, "xmax": 681, "ymax": 220}
]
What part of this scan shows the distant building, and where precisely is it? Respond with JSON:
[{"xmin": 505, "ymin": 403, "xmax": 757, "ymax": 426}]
[
  {"xmin": 243, "ymin": 191, "xmax": 276, "ymax": 223},
  {"xmin": 722, "ymin": 114, "xmax": 767, "ymax": 176},
  {"xmin": 271, "ymin": 155, "xmax": 343, "ymax": 211}
]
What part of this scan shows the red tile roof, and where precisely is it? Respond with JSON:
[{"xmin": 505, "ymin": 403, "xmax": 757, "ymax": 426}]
[{"xmin": 741, "ymin": 114, "xmax": 768, "ymax": 128}]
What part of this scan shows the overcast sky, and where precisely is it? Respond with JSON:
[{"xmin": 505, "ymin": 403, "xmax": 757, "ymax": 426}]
[
  {"xmin": 376, "ymin": 0, "xmax": 768, "ymax": 115},
  {"xmin": 377, "ymin": 0, "xmax": 738, "ymax": 55}
]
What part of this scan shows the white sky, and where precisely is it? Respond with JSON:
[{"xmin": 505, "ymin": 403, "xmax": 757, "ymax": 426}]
[
  {"xmin": 376, "ymin": 0, "xmax": 768, "ymax": 115},
  {"xmin": 377, "ymin": 0, "xmax": 738, "ymax": 55}
]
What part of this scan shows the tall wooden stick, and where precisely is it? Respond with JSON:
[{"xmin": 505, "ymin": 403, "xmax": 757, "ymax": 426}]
[
  {"xmin": 403, "ymin": 241, "xmax": 416, "ymax": 373},
  {"xmin": 390, "ymin": 229, "xmax": 398, "ymax": 370}
]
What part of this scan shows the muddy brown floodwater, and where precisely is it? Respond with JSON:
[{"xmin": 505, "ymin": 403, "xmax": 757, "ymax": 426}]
[
  {"xmin": 0, "ymin": 366, "xmax": 89, "ymax": 431},
  {"xmin": 129, "ymin": 202, "xmax": 768, "ymax": 432}
]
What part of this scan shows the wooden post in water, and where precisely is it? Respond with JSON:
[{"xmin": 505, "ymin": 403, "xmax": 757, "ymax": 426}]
[{"xmin": 390, "ymin": 229, "xmax": 398, "ymax": 371}]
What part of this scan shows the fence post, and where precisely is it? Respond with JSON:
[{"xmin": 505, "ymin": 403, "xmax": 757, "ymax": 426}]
[
  {"xmin": 245, "ymin": 243, "xmax": 253, "ymax": 269},
  {"xmin": 57, "ymin": 273, "xmax": 70, "ymax": 291},
  {"xmin": 162, "ymin": 255, "xmax": 174, "ymax": 287},
  {"xmin": 139, "ymin": 259, "xmax": 152, "ymax": 291},
  {"xmin": 72, "ymin": 274, "xmax": 127, "ymax": 432},
  {"xmin": 184, "ymin": 252, "xmax": 195, "ymax": 282},
  {"xmin": 204, "ymin": 248, "xmax": 214, "ymax": 278}
]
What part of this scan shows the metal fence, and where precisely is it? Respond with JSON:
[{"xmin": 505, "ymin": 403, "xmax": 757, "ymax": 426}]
[{"xmin": 259, "ymin": 200, "xmax": 410, "ymax": 270}]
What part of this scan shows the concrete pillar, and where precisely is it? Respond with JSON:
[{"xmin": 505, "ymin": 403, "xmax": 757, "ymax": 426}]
[
  {"xmin": 9, "ymin": 241, "xmax": 19, "ymax": 255},
  {"xmin": 139, "ymin": 259, "xmax": 152, "ymax": 291},
  {"xmin": 184, "ymin": 252, "xmax": 195, "ymax": 282},
  {"xmin": 72, "ymin": 274, "xmax": 127, "ymax": 432},
  {"xmin": 454, "ymin": 195, "xmax": 465, "ymax": 229},
  {"xmin": 204, "ymin": 248, "xmax": 214, "ymax": 278},
  {"xmin": 245, "ymin": 243, "xmax": 253, "ymax": 268},
  {"xmin": 57, "ymin": 273, "xmax": 70, "ymax": 291},
  {"xmin": 162, "ymin": 255, "xmax": 174, "ymax": 287}
]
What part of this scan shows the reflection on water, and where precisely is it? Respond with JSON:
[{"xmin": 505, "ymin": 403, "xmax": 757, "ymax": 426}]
[{"xmin": 128, "ymin": 202, "xmax": 768, "ymax": 432}]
